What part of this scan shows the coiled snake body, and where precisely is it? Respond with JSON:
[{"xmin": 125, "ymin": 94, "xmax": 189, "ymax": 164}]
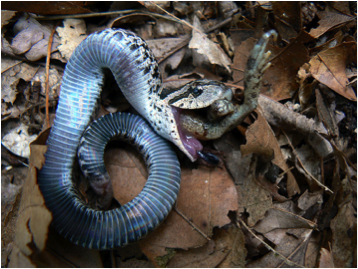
[{"xmin": 38, "ymin": 28, "xmax": 276, "ymax": 249}]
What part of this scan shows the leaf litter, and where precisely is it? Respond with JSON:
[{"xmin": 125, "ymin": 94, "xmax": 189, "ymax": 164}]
[{"xmin": 1, "ymin": 1, "xmax": 356, "ymax": 268}]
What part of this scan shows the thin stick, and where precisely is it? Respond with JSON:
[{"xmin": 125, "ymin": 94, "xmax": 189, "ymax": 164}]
[
  {"xmin": 45, "ymin": 23, "xmax": 58, "ymax": 128},
  {"xmin": 173, "ymin": 207, "xmax": 212, "ymax": 241},
  {"xmin": 238, "ymin": 219, "xmax": 304, "ymax": 268},
  {"xmin": 283, "ymin": 131, "xmax": 333, "ymax": 194}
]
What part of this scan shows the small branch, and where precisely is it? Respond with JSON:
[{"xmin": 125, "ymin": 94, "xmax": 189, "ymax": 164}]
[
  {"xmin": 283, "ymin": 131, "xmax": 333, "ymax": 194},
  {"xmin": 238, "ymin": 219, "xmax": 305, "ymax": 268},
  {"xmin": 45, "ymin": 23, "xmax": 58, "ymax": 128},
  {"xmin": 173, "ymin": 207, "xmax": 212, "ymax": 241}
]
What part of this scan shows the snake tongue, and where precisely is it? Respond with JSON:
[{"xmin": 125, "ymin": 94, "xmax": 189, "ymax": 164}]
[{"xmin": 171, "ymin": 107, "xmax": 203, "ymax": 161}]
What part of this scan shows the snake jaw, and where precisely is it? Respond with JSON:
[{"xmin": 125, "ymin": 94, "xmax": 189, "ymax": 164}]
[{"xmin": 170, "ymin": 106, "xmax": 203, "ymax": 161}]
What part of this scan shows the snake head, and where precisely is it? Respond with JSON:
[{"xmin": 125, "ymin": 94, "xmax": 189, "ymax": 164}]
[
  {"xmin": 154, "ymin": 80, "xmax": 233, "ymax": 162},
  {"xmin": 161, "ymin": 79, "xmax": 233, "ymax": 110}
]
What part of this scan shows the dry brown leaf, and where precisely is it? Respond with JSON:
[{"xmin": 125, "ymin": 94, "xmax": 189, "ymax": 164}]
[
  {"xmin": 11, "ymin": 161, "xmax": 52, "ymax": 262},
  {"xmin": 56, "ymin": 19, "xmax": 87, "ymax": 61},
  {"xmin": 159, "ymin": 225, "xmax": 246, "ymax": 268},
  {"xmin": 217, "ymin": 225, "xmax": 246, "ymax": 268},
  {"xmin": 39, "ymin": 227, "xmax": 103, "ymax": 267},
  {"xmin": 105, "ymin": 145, "xmax": 238, "ymax": 265},
  {"xmin": 315, "ymin": 88, "xmax": 339, "ymax": 137},
  {"xmin": 232, "ymin": 30, "xmax": 312, "ymax": 101},
  {"xmin": 1, "ymin": 10, "xmax": 17, "ymax": 28},
  {"xmin": 247, "ymin": 228, "xmax": 312, "ymax": 267},
  {"xmin": 254, "ymin": 207, "xmax": 317, "ymax": 234},
  {"xmin": 236, "ymin": 156, "xmax": 272, "ymax": 227},
  {"xmin": 189, "ymin": 16, "xmax": 231, "ymax": 73},
  {"xmin": 147, "ymin": 37, "xmax": 188, "ymax": 79},
  {"xmin": 309, "ymin": 42, "xmax": 357, "ymax": 101},
  {"xmin": 330, "ymin": 177, "xmax": 356, "ymax": 268},
  {"xmin": 272, "ymin": 1, "xmax": 301, "ymax": 41},
  {"xmin": 248, "ymin": 201, "xmax": 316, "ymax": 267},
  {"xmin": 297, "ymin": 190, "xmax": 323, "ymax": 211},
  {"xmin": 309, "ymin": 11, "xmax": 355, "ymax": 38},
  {"xmin": 9, "ymin": 131, "xmax": 104, "ymax": 267},
  {"xmin": 241, "ymin": 109, "xmax": 300, "ymax": 196},
  {"xmin": 319, "ymin": 248, "xmax": 335, "ymax": 268}
]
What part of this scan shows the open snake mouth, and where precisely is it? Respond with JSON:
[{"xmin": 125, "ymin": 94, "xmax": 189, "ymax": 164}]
[{"xmin": 171, "ymin": 107, "xmax": 203, "ymax": 160}]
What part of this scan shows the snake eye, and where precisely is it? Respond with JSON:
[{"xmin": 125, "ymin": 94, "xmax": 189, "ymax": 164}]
[{"xmin": 192, "ymin": 87, "xmax": 203, "ymax": 97}]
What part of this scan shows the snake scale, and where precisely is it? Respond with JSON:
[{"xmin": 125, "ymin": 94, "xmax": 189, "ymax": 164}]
[{"xmin": 38, "ymin": 28, "xmax": 276, "ymax": 249}]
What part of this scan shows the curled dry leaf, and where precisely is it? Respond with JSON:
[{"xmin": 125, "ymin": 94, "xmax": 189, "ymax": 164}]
[
  {"xmin": 309, "ymin": 42, "xmax": 357, "ymax": 101},
  {"xmin": 189, "ymin": 16, "xmax": 231, "ymax": 73},
  {"xmin": 241, "ymin": 109, "xmax": 300, "ymax": 196}
]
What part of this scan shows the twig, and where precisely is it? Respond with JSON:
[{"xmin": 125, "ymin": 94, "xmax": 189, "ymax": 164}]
[
  {"xmin": 283, "ymin": 131, "xmax": 333, "ymax": 194},
  {"xmin": 277, "ymin": 229, "xmax": 313, "ymax": 268},
  {"xmin": 1, "ymin": 60, "xmax": 23, "ymax": 73},
  {"xmin": 45, "ymin": 23, "xmax": 59, "ymax": 128},
  {"xmin": 150, "ymin": 1, "xmax": 203, "ymax": 34},
  {"xmin": 238, "ymin": 219, "xmax": 305, "ymax": 268},
  {"xmin": 173, "ymin": 207, "xmax": 212, "ymax": 241}
]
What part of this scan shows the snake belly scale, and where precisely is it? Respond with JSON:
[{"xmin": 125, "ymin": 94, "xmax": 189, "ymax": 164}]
[{"xmin": 38, "ymin": 29, "xmax": 189, "ymax": 249}]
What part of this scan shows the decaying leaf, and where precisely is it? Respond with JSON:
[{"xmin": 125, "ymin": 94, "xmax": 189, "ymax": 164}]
[
  {"xmin": 56, "ymin": 18, "xmax": 87, "ymax": 60},
  {"xmin": 189, "ymin": 16, "xmax": 231, "ymax": 73}
]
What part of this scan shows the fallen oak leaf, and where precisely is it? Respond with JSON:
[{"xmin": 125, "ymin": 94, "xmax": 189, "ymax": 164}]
[{"xmin": 309, "ymin": 41, "xmax": 357, "ymax": 101}]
